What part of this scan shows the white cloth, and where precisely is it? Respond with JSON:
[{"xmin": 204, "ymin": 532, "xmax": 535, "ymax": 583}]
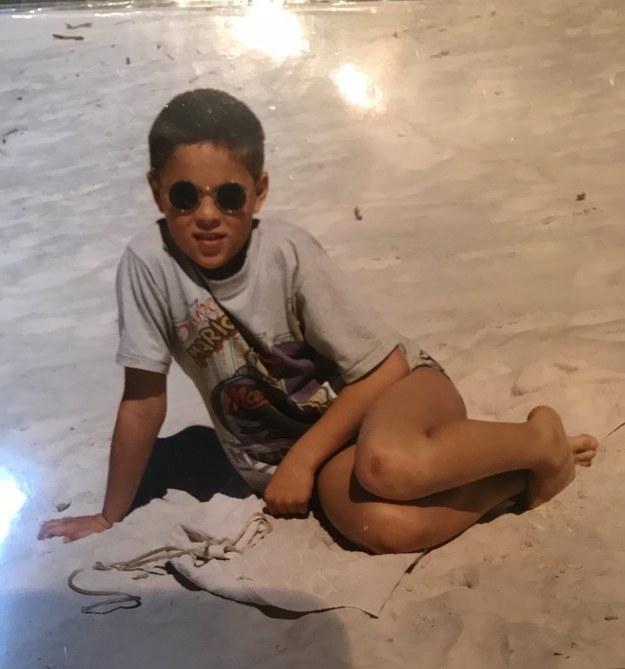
[
  {"xmin": 80, "ymin": 491, "xmax": 423, "ymax": 617},
  {"xmin": 168, "ymin": 493, "xmax": 423, "ymax": 616}
]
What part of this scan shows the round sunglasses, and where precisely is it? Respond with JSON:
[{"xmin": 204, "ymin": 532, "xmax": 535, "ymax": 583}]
[{"xmin": 168, "ymin": 180, "xmax": 248, "ymax": 214}]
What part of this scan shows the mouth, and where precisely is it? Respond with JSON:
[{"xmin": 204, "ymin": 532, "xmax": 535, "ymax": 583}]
[{"xmin": 194, "ymin": 232, "xmax": 226, "ymax": 242}]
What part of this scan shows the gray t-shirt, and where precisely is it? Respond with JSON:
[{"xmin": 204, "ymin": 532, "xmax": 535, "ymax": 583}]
[{"xmin": 116, "ymin": 218, "xmax": 434, "ymax": 491}]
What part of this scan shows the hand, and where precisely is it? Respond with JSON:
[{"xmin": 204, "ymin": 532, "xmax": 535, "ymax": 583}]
[
  {"xmin": 263, "ymin": 459, "xmax": 315, "ymax": 517},
  {"xmin": 37, "ymin": 513, "xmax": 113, "ymax": 543}
]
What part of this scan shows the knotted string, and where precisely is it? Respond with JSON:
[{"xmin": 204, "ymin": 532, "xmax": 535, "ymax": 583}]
[{"xmin": 68, "ymin": 512, "xmax": 272, "ymax": 614}]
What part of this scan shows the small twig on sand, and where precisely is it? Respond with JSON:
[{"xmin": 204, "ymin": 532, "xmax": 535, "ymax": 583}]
[
  {"xmin": 53, "ymin": 34, "xmax": 85, "ymax": 41},
  {"xmin": 2, "ymin": 128, "xmax": 20, "ymax": 144},
  {"xmin": 2, "ymin": 128, "xmax": 19, "ymax": 139},
  {"xmin": 602, "ymin": 420, "xmax": 625, "ymax": 442}
]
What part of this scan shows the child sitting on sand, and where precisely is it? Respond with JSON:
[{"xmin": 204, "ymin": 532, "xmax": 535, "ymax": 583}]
[{"xmin": 38, "ymin": 89, "xmax": 598, "ymax": 554}]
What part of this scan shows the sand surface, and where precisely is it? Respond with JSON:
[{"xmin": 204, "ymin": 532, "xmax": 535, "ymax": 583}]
[{"xmin": 1, "ymin": 0, "xmax": 625, "ymax": 666}]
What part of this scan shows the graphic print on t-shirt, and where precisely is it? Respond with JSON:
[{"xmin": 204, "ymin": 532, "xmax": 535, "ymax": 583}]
[
  {"xmin": 174, "ymin": 296, "xmax": 238, "ymax": 367},
  {"xmin": 175, "ymin": 297, "xmax": 337, "ymax": 478},
  {"xmin": 209, "ymin": 341, "xmax": 335, "ymax": 467}
]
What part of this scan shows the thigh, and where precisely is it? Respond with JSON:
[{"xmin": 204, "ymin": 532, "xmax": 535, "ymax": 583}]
[
  {"xmin": 316, "ymin": 368, "xmax": 468, "ymax": 551},
  {"xmin": 315, "ymin": 445, "xmax": 398, "ymax": 552},
  {"xmin": 358, "ymin": 366, "xmax": 467, "ymax": 445},
  {"xmin": 316, "ymin": 443, "xmax": 523, "ymax": 554},
  {"xmin": 317, "ymin": 445, "xmax": 435, "ymax": 553},
  {"xmin": 316, "ymin": 444, "xmax": 444, "ymax": 553}
]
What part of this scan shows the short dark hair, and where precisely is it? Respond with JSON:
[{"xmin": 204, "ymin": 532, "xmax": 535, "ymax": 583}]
[{"xmin": 148, "ymin": 89, "xmax": 265, "ymax": 180}]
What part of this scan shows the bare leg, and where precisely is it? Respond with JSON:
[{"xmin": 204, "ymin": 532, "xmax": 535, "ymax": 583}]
[
  {"xmin": 317, "ymin": 446, "xmax": 526, "ymax": 553},
  {"xmin": 315, "ymin": 366, "xmax": 598, "ymax": 554},
  {"xmin": 352, "ymin": 367, "xmax": 598, "ymax": 508}
]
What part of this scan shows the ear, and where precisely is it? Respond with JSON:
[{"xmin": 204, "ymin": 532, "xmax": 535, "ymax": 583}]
[
  {"xmin": 147, "ymin": 170, "xmax": 165, "ymax": 213},
  {"xmin": 253, "ymin": 172, "xmax": 270, "ymax": 214}
]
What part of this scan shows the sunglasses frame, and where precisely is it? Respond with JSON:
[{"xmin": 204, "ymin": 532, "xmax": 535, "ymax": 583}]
[{"xmin": 168, "ymin": 180, "xmax": 248, "ymax": 214}]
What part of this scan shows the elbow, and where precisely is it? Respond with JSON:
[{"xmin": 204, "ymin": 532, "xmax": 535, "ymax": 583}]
[{"xmin": 120, "ymin": 368, "xmax": 168, "ymax": 425}]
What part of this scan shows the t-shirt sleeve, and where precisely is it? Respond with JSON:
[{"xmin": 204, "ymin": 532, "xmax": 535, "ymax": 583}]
[
  {"xmin": 115, "ymin": 247, "xmax": 174, "ymax": 374},
  {"xmin": 292, "ymin": 232, "xmax": 402, "ymax": 384}
]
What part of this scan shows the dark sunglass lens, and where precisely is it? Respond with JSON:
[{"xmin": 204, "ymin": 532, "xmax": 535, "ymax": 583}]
[
  {"xmin": 216, "ymin": 183, "xmax": 247, "ymax": 212},
  {"xmin": 169, "ymin": 181, "xmax": 200, "ymax": 211}
]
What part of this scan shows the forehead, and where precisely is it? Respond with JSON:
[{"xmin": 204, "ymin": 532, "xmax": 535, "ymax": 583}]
[{"xmin": 161, "ymin": 142, "xmax": 252, "ymax": 183}]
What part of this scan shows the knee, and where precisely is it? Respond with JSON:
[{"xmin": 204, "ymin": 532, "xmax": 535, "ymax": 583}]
[
  {"xmin": 358, "ymin": 505, "xmax": 434, "ymax": 555},
  {"xmin": 353, "ymin": 432, "xmax": 434, "ymax": 501}
]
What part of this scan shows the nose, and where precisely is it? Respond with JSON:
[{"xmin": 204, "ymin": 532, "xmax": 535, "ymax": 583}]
[{"xmin": 193, "ymin": 192, "xmax": 221, "ymax": 227}]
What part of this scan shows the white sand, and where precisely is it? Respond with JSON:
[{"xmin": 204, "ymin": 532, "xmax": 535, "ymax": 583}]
[{"xmin": 1, "ymin": 0, "xmax": 625, "ymax": 666}]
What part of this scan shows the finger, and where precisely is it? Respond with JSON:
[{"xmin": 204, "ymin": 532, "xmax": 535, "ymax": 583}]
[
  {"xmin": 38, "ymin": 518, "xmax": 73, "ymax": 539},
  {"xmin": 40, "ymin": 518, "xmax": 86, "ymax": 540},
  {"xmin": 283, "ymin": 499, "xmax": 305, "ymax": 516},
  {"xmin": 295, "ymin": 499, "xmax": 309, "ymax": 515},
  {"xmin": 38, "ymin": 524, "xmax": 65, "ymax": 540},
  {"xmin": 44, "ymin": 516, "xmax": 77, "ymax": 527},
  {"xmin": 276, "ymin": 503, "xmax": 294, "ymax": 517},
  {"xmin": 263, "ymin": 501, "xmax": 278, "ymax": 517},
  {"xmin": 38, "ymin": 520, "xmax": 60, "ymax": 536},
  {"xmin": 275, "ymin": 504, "xmax": 289, "ymax": 516},
  {"xmin": 64, "ymin": 528, "xmax": 88, "ymax": 543},
  {"xmin": 63, "ymin": 531, "xmax": 87, "ymax": 543},
  {"xmin": 284, "ymin": 502, "xmax": 305, "ymax": 517},
  {"xmin": 265, "ymin": 495, "xmax": 289, "ymax": 516}
]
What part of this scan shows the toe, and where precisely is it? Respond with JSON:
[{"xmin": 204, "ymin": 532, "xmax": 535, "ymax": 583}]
[{"xmin": 569, "ymin": 434, "xmax": 599, "ymax": 454}]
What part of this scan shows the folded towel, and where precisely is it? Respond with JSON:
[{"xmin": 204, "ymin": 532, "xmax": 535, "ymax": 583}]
[
  {"xmin": 169, "ymin": 494, "xmax": 423, "ymax": 616},
  {"xmin": 76, "ymin": 491, "xmax": 423, "ymax": 617}
]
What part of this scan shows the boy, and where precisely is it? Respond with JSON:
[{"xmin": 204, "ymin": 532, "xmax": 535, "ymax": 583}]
[{"xmin": 38, "ymin": 89, "xmax": 598, "ymax": 554}]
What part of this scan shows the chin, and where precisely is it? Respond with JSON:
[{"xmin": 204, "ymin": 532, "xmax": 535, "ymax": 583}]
[
  {"xmin": 185, "ymin": 247, "xmax": 230, "ymax": 270},
  {"xmin": 195, "ymin": 256, "xmax": 228, "ymax": 270}
]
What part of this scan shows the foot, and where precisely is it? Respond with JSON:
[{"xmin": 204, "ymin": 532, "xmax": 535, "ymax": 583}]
[
  {"xmin": 525, "ymin": 406, "xmax": 597, "ymax": 509},
  {"xmin": 569, "ymin": 433, "xmax": 599, "ymax": 467}
]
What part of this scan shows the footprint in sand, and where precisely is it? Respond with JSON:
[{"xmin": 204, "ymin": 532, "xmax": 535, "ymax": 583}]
[{"xmin": 511, "ymin": 360, "xmax": 584, "ymax": 397}]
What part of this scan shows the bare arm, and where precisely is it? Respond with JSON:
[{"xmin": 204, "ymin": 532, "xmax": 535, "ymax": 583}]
[
  {"xmin": 263, "ymin": 347, "xmax": 409, "ymax": 515},
  {"xmin": 38, "ymin": 368, "xmax": 167, "ymax": 541},
  {"xmin": 102, "ymin": 368, "xmax": 167, "ymax": 523}
]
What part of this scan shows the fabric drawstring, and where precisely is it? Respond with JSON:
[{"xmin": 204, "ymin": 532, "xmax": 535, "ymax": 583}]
[{"xmin": 68, "ymin": 512, "xmax": 272, "ymax": 614}]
